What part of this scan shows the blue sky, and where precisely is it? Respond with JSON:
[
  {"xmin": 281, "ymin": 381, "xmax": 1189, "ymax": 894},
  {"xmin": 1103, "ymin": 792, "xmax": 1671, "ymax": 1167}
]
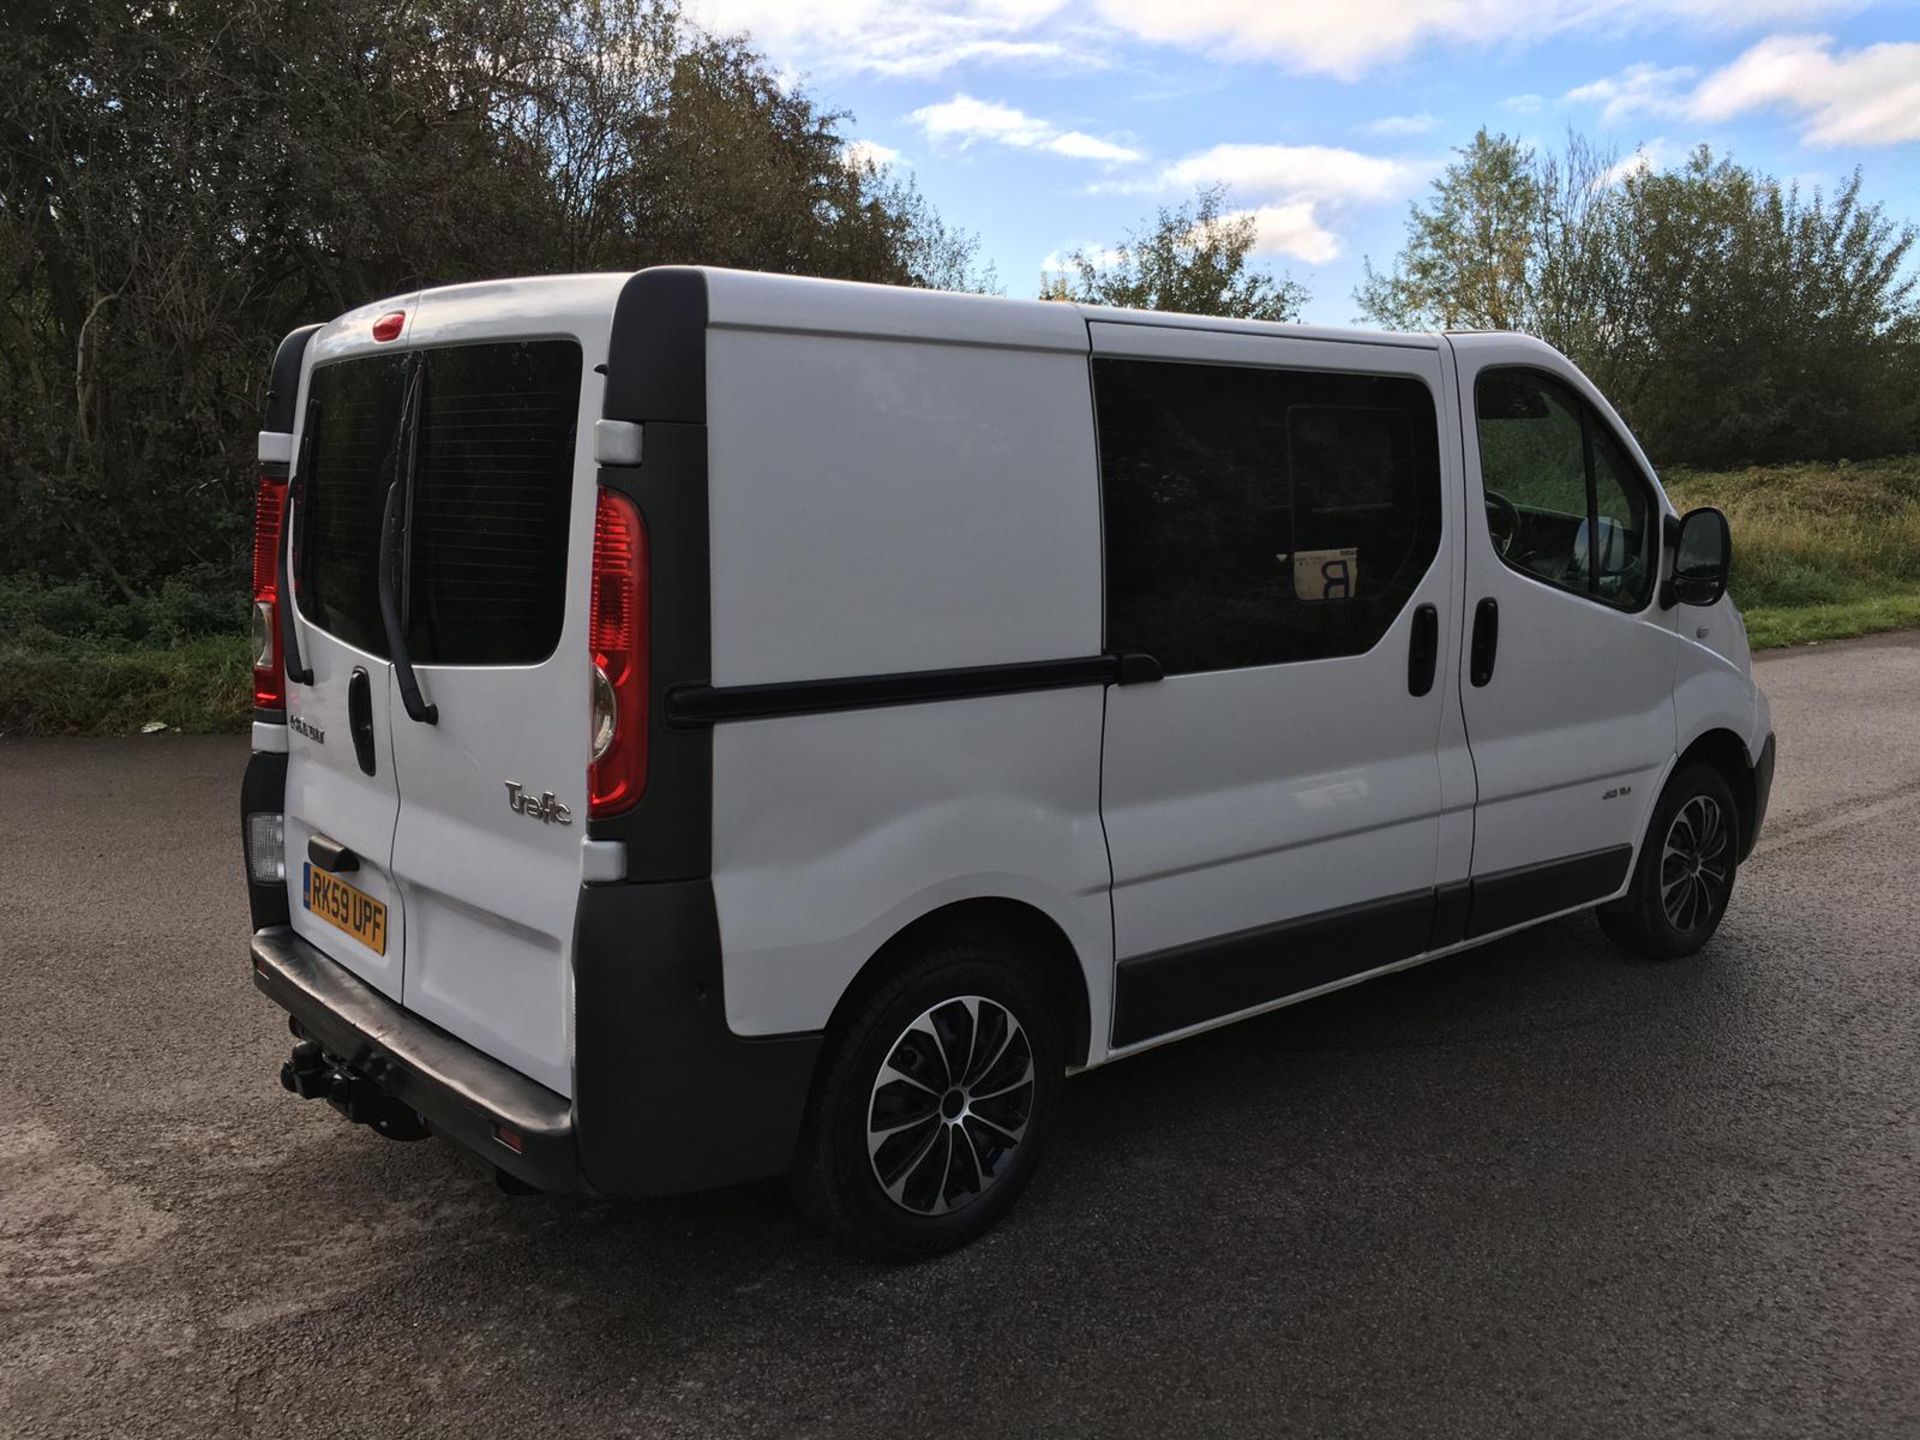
[{"xmin": 685, "ymin": 0, "xmax": 1920, "ymax": 324}]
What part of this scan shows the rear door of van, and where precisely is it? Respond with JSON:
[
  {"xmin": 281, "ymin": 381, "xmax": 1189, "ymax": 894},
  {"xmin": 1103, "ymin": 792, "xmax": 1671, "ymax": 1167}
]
[
  {"xmin": 281, "ymin": 317, "xmax": 418, "ymax": 1001},
  {"xmin": 380, "ymin": 283, "xmax": 611, "ymax": 1098}
]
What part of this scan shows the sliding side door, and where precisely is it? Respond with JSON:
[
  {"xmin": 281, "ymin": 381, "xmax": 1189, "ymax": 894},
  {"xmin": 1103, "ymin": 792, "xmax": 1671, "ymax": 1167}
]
[{"xmin": 1095, "ymin": 323, "xmax": 1470, "ymax": 1051}]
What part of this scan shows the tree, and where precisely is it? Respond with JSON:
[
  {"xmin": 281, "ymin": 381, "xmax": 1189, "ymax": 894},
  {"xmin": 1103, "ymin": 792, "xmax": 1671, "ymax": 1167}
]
[
  {"xmin": 1357, "ymin": 130, "xmax": 1920, "ymax": 466},
  {"xmin": 1042, "ymin": 185, "xmax": 1308, "ymax": 322},
  {"xmin": 1357, "ymin": 130, "xmax": 1541, "ymax": 333},
  {"xmin": 0, "ymin": 0, "xmax": 990, "ymax": 604}
]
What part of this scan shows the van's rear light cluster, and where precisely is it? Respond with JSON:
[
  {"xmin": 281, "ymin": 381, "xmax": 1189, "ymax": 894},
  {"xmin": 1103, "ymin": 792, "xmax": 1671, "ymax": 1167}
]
[
  {"xmin": 588, "ymin": 488, "xmax": 650, "ymax": 817},
  {"xmin": 251, "ymin": 473, "xmax": 290, "ymax": 709}
]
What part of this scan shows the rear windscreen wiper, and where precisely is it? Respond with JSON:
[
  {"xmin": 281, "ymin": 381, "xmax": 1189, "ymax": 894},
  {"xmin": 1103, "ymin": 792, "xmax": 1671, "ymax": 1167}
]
[{"xmin": 379, "ymin": 361, "xmax": 438, "ymax": 724}]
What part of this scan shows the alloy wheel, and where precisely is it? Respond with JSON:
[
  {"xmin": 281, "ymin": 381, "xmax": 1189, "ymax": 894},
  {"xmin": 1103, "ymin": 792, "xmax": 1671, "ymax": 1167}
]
[
  {"xmin": 1661, "ymin": 794, "xmax": 1731, "ymax": 933},
  {"xmin": 866, "ymin": 995, "xmax": 1035, "ymax": 1217}
]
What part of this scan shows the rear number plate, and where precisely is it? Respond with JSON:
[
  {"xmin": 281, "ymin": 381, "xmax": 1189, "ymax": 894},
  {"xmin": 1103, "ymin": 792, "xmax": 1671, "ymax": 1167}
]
[{"xmin": 303, "ymin": 862, "xmax": 388, "ymax": 955}]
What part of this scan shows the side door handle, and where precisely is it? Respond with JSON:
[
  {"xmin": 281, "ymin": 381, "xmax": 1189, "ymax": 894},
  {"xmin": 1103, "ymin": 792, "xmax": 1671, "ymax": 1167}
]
[
  {"xmin": 1470, "ymin": 597, "xmax": 1500, "ymax": 687},
  {"xmin": 1407, "ymin": 603, "xmax": 1438, "ymax": 697},
  {"xmin": 347, "ymin": 667, "xmax": 377, "ymax": 776}
]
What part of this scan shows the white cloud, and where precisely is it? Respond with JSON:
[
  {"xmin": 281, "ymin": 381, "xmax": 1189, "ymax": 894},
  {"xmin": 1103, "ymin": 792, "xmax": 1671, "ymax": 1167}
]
[
  {"xmin": 1230, "ymin": 202, "xmax": 1343, "ymax": 264},
  {"xmin": 1089, "ymin": 142, "xmax": 1420, "ymax": 265},
  {"xmin": 687, "ymin": 0, "xmax": 1864, "ymax": 84},
  {"xmin": 1364, "ymin": 112, "xmax": 1439, "ymax": 136},
  {"xmin": 1595, "ymin": 139, "xmax": 1676, "ymax": 186},
  {"xmin": 843, "ymin": 139, "xmax": 903, "ymax": 170},
  {"xmin": 1157, "ymin": 143, "xmax": 1416, "ymax": 204},
  {"xmin": 684, "ymin": 0, "xmax": 1102, "ymax": 78},
  {"xmin": 1089, "ymin": 0, "xmax": 1858, "ymax": 80},
  {"xmin": 1049, "ymin": 130, "xmax": 1146, "ymax": 161},
  {"xmin": 1502, "ymin": 93, "xmax": 1546, "ymax": 114},
  {"xmin": 1691, "ymin": 34, "xmax": 1920, "ymax": 146},
  {"xmin": 1569, "ymin": 35, "xmax": 1920, "ymax": 148},
  {"xmin": 909, "ymin": 93, "xmax": 1144, "ymax": 162},
  {"xmin": 1565, "ymin": 62, "xmax": 1697, "ymax": 123}
]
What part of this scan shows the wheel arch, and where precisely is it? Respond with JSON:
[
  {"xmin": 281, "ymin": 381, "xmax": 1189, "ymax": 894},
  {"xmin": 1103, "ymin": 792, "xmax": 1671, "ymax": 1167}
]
[
  {"xmin": 822, "ymin": 897, "xmax": 1095, "ymax": 1069},
  {"xmin": 1674, "ymin": 726, "xmax": 1757, "ymax": 857}
]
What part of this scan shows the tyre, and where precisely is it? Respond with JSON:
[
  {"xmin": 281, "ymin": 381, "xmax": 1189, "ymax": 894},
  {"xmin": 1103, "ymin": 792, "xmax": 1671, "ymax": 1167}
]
[
  {"xmin": 1599, "ymin": 763, "xmax": 1740, "ymax": 960},
  {"xmin": 789, "ymin": 935, "xmax": 1062, "ymax": 1261}
]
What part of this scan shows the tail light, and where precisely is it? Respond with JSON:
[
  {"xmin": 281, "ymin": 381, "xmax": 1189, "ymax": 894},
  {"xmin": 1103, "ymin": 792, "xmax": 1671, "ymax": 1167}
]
[
  {"xmin": 588, "ymin": 488, "xmax": 649, "ymax": 816},
  {"xmin": 251, "ymin": 473, "xmax": 290, "ymax": 709}
]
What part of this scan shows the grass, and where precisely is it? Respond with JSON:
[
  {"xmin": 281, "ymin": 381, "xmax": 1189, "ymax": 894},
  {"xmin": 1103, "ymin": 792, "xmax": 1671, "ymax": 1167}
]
[
  {"xmin": 0, "ymin": 635, "xmax": 252, "ymax": 737},
  {"xmin": 1663, "ymin": 454, "xmax": 1920, "ymax": 652},
  {"xmin": 2, "ymin": 457, "xmax": 1917, "ymax": 735}
]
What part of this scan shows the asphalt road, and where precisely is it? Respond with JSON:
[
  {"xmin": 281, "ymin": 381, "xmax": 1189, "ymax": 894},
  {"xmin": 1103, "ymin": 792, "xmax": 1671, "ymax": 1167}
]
[{"xmin": 4, "ymin": 632, "xmax": 1918, "ymax": 1439}]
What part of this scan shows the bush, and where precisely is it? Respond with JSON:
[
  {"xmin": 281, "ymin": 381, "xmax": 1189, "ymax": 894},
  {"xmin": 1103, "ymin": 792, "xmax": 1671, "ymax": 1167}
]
[{"xmin": 0, "ymin": 635, "xmax": 250, "ymax": 736}]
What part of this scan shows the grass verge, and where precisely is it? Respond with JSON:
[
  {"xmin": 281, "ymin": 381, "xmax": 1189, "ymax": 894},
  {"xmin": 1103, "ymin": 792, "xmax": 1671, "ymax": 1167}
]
[
  {"xmin": 2, "ymin": 458, "xmax": 1917, "ymax": 735},
  {"xmin": 0, "ymin": 635, "xmax": 251, "ymax": 737}
]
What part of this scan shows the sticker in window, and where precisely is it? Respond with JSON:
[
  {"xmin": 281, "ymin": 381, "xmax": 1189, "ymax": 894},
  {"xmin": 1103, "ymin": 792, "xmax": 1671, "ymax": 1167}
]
[{"xmin": 1285, "ymin": 547, "xmax": 1359, "ymax": 601}]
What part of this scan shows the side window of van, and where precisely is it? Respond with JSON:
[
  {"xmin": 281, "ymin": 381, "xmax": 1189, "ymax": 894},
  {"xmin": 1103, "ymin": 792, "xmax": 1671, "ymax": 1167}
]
[
  {"xmin": 1095, "ymin": 357, "xmax": 1443, "ymax": 673},
  {"xmin": 1475, "ymin": 369, "xmax": 1656, "ymax": 610}
]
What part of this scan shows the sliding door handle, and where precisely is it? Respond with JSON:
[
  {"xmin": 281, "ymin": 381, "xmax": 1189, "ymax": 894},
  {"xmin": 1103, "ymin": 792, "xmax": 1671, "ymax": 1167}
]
[
  {"xmin": 1470, "ymin": 597, "xmax": 1500, "ymax": 687},
  {"xmin": 1407, "ymin": 603, "xmax": 1438, "ymax": 696}
]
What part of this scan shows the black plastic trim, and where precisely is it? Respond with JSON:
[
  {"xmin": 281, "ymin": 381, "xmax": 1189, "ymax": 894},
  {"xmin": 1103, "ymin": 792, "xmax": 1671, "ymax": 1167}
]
[
  {"xmin": 1408, "ymin": 602, "xmax": 1439, "ymax": 696},
  {"xmin": 1112, "ymin": 889, "xmax": 1436, "ymax": 1047},
  {"xmin": 264, "ymin": 324, "xmax": 321, "ymax": 433},
  {"xmin": 1470, "ymin": 596, "xmax": 1499, "ymax": 687},
  {"xmin": 1743, "ymin": 733, "xmax": 1776, "ymax": 861},
  {"xmin": 605, "ymin": 267, "xmax": 708, "ymax": 426},
  {"xmin": 571, "ymin": 879, "xmax": 823, "ymax": 1196},
  {"xmin": 667, "ymin": 654, "xmax": 1126, "ymax": 727},
  {"xmin": 590, "ymin": 271, "xmax": 713, "ymax": 879},
  {"xmin": 1464, "ymin": 844, "xmax": 1633, "ymax": 938},
  {"xmin": 307, "ymin": 834, "xmax": 359, "ymax": 873},
  {"xmin": 240, "ymin": 751, "xmax": 290, "ymax": 931},
  {"xmin": 1429, "ymin": 878, "xmax": 1471, "ymax": 950},
  {"xmin": 251, "ymin": 929, "xmax": 587, "ymax": 1194}
]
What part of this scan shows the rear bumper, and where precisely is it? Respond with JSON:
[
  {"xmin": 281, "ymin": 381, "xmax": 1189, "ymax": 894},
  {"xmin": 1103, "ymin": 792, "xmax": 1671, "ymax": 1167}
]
[{"xmin": 250, "ymin": 927, "xmax": 590, "ymax": 1195}]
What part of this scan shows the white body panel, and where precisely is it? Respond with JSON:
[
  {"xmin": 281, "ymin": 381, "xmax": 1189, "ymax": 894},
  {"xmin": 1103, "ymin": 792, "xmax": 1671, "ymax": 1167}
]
[
  {"xmin": 702, "ymin": 282, "xmax": 1097, "ymax": 684},
  {"xmin": 1448, "ymin": 333, "xmax": 1678, "ymax": 882},
  {"xmin": 380, "ymin": 278, "xmax": 623, "ymax": 1097},
  {"xmin": 280, "ymin": 292, "xmax": 423, "ymax": 1001},
  {"xmin": 711, "ymin": 689, "xmax": 1111, "ymax": 1043},
  {"xmin": 1089, "ymin": 324, "xmax": 1460, "ymax": 978}
]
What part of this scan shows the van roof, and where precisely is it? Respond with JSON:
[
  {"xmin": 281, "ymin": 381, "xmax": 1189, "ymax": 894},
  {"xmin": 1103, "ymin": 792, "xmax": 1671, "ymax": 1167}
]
[{"xmin": 360, "ymin": 267, "xmax": 1443, "ymax": 355}]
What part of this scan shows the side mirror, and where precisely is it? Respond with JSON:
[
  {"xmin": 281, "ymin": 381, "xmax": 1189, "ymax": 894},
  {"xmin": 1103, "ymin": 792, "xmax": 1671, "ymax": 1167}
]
[{"xmin": 1664, "ymin": 506, "xmax": 1731, "ymax": 609}]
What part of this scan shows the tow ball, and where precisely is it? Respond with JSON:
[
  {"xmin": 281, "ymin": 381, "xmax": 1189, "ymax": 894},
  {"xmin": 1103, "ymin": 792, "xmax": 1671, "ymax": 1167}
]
[{"xmin": 280, "ymin": 1039, "xmax": 430, "ymax": 1142}]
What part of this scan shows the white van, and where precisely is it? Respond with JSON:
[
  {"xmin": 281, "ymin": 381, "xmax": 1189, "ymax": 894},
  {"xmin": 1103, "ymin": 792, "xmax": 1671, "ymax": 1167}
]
[{"xmin": 241, "ymin": 267, "xmax": 1775, "ymax": 1258}]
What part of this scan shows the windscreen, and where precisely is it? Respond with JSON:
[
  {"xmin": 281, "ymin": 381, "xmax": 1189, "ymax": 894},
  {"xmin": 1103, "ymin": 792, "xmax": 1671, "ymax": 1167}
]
[{"xmin": 296, "ymin": 340, "xmax": 583, "ymax": 665}]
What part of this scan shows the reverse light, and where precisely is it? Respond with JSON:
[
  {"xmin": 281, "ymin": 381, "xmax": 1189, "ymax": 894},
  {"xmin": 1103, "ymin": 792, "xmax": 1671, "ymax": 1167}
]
[
  {"xmin": 245, "ymin": 811, "xmax": 286, "ymax": 885},
  {"xmin": 251, "ymin": 473, "xmax": 290, "ymax": 709},
  {"xmin": 588, "ymin": 488, "xmax": 649, "ymax": 817}
]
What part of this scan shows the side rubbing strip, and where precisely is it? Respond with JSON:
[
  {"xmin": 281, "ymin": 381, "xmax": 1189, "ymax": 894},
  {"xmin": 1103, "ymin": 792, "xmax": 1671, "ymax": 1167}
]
[
  {"xmin": 1464, "ymin": 845, "xmax": 1633, "ymax": 938},
  {"xmin": 1112, "ymin": 889, "xmax": 1436, "ymax": 1048},
  {"xmin": 666, "ymin": 655, "xmax": 1126, "ymax": 727}
]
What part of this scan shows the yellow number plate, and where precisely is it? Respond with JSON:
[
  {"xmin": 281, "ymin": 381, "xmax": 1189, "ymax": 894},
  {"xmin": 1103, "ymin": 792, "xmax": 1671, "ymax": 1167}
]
[{"xmin": 303, "ymin": 862, "xmax": 389, "ymax": 955}]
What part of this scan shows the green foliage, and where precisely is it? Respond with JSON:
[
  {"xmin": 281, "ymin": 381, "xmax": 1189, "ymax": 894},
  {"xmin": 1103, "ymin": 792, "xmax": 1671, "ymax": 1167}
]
[
  {"xmin": 1358, "ymin": 133, "xmax": 1920, "ymax": 469},
  {"xmin": 1042, "ymin": 185, "xmax": 1308, "ymax": 322},
  {"xmin": 1664, "ymin": 455, "xmax": 1920, "ymax": 610},
  {"xmin": 0, "ymin": 0, "xmax": 989, "ymax": 608},
  {"xmin": 0, "ymin": 636, "xmax": 250, "ymax": 735},
  {"xmin": 1357, "ymin": 129, "xmax": 1539, "ymax": 332}
]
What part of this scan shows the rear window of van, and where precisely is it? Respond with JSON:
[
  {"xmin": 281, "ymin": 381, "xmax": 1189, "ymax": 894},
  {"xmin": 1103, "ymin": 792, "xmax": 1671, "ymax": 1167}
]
[{"xmin": 296, "ymin": 340, "xmax": 582, "ymax": 666}]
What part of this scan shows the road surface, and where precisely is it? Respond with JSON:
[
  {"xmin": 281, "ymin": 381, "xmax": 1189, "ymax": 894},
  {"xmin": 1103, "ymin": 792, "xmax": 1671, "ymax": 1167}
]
[{"xmin": 3, "ymin": 632, "xmax": 1917, "ymax": 1437}]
